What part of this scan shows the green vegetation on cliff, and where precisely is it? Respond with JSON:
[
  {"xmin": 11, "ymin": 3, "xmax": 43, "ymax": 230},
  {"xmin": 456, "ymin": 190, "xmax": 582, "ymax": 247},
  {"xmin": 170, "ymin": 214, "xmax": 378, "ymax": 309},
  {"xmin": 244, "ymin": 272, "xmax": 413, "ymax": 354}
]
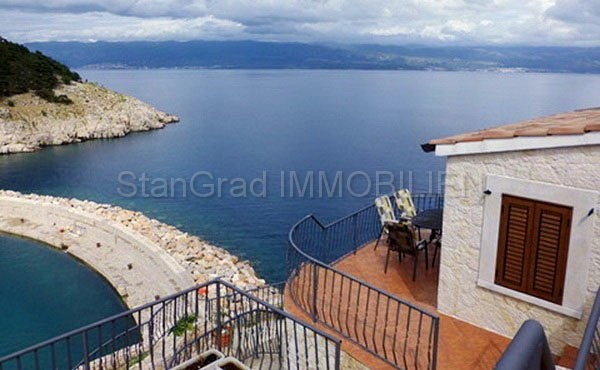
[{"xmin": 0, "ymin": 37, "xmax": 81, "ymax": 103}]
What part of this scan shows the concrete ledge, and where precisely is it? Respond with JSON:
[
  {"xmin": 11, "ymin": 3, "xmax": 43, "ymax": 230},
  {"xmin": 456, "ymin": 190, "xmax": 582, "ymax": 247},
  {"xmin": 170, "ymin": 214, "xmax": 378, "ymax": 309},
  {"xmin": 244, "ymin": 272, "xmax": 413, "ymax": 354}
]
[
  {"xmin": 0, "ymin": 191, "xmax": 264, "ymax": 309},
  {"xmin": 0, "ymin": 195, "xmax": 194, "ymax": 308}
]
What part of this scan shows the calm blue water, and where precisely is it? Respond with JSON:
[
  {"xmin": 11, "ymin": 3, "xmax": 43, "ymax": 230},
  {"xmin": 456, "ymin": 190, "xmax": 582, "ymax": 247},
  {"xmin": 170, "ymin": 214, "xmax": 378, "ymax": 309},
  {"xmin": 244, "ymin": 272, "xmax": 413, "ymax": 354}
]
[
  {"xmin": 0, "ymin": 234, "xmax": 130, "ymax": 357},
  {"xmin": 1, "ymin": 70, "xmax": 599, "ymax": 284},
  {"xmin": 0, "ymin": 69, "xmax": 599, "ymax": 356}
]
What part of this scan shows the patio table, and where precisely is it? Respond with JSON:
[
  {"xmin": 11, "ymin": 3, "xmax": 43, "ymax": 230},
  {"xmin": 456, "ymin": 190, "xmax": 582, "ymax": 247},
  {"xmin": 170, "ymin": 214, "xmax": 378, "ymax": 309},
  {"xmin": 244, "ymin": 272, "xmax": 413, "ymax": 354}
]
[
  {"xmin": 412, "ymin": 208, "xmax": 443, "ymax": 267},
  {"xmin": 412, "ymin": 208, "xmax": 443, "ymax": 231}
]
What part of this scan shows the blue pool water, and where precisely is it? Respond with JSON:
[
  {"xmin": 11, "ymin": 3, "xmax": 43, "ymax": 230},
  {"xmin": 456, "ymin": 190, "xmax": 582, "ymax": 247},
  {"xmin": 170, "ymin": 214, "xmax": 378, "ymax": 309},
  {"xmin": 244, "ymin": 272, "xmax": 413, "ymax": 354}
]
[
  {"xmin": 0, "ymin": 234, "xmax": 130, "ymax": 357},
  {"xmin": 0, "ymin": 70, "xmax": 599, "ymax": 355}
]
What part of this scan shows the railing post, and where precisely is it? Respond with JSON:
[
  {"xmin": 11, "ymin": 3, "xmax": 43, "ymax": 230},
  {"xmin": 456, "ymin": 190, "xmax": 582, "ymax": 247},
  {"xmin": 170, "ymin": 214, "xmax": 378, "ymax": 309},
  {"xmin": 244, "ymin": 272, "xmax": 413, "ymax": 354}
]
[
  {"xmin": 286, "ymin": 241, "xmax": 292, "ymax": 277},
  {"xmin": 149, "ymin": 305, "xmax": 155, "ymax": 367},
  {"xmin": 311, "ymin": 263, "xmax": 319, "ymax": 322},
  {"xmin": 82, "ymin": 331, "xmax": 90, "ymax": 370},
  {"xmin": 352, "ymin": 213, "xmax": 359, "ymax": 254},
  {"xmin": 215, "ymin": 281, "xmax": 223, "ymax": 352},
  {"xmin": 432, "ymin": 317, "xmax": 440, "ymax": 370},
  {"xmin": 334, "ymin": 338, "xmax": 341, "ymax": 370},
  {"xmin": 322, "ymin": 227, "xmax": 330, "ymax": 262}
]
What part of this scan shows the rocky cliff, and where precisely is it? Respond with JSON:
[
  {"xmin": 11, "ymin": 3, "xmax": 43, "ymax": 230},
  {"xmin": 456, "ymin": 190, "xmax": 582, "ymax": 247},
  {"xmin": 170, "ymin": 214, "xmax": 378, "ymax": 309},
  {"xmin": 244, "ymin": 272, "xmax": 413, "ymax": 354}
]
[{"xmin": 0, "ymin": 82, "xmax": 178, "ymax": 154}]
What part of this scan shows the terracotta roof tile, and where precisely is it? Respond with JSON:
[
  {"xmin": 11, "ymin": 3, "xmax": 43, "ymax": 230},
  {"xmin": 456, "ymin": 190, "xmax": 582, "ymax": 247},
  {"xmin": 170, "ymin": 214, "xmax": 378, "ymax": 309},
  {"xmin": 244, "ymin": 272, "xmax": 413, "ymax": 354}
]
[
  {"xmin": 585, "ymin": 122, "xmax": 600, "ymax": 132},
  {"xmin": 427, "ymin": 108, "xmax": 600, "ymax": 147},
  {"xmin": 477, "ymin": 129, "xmax": 515, "ymax": 140},
  {"xmin": 547, "ymin": 123, "xmax": 587, "ymax": 135},
  {"xmin": 514, "ymin": 127, "xmax": 549, "ymax": 137}
]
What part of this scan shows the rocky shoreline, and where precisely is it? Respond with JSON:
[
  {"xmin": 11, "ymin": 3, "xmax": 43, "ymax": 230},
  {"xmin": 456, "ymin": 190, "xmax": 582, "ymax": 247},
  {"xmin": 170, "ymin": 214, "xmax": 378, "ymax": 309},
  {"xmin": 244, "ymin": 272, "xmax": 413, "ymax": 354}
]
[
  {"xmin": 0, "ymin": 82, "xmax": 179, "ymax": 154},
  {"xmin": 0, "ymin": 190, "xmax": 265, "ymax": 292}
]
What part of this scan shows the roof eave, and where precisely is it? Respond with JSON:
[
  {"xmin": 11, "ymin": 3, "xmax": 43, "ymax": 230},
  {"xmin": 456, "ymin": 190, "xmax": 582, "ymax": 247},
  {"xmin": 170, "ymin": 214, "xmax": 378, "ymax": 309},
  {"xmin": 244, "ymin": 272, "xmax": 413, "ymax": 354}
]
[
  {"xmin": 432, "ymin": 131, "xmax": 600, "ymax": 157},
  {"xmin": 420, "ymin": 142, "xmax": 436, "ymax": 153}
]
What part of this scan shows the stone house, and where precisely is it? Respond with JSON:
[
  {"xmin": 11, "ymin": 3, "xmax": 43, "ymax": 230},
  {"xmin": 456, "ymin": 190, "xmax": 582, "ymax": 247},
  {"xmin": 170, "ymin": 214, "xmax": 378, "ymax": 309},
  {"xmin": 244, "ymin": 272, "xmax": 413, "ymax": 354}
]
[{"xmin": 423, "ymin": 108, "xmax": 600, "ymax": 352}]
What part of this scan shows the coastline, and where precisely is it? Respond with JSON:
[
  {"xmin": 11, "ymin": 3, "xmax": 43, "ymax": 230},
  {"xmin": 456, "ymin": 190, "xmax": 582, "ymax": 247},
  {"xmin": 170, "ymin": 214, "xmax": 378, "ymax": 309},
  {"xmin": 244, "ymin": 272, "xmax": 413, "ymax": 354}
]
[
  {"xmin": 0, "ymin": 82, "xmax": 179, "ymax": 154},
  {"xmin": 0, "ymin": 190, "xmax": 264, "ymax": 308}
]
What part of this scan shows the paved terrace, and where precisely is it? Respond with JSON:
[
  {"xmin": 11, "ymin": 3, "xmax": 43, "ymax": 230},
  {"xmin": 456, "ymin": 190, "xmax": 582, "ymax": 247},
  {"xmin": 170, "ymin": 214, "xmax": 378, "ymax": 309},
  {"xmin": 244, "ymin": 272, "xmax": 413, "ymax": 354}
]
[{"xmin": 285, "ymin": 240, "xmax": 512, "ymax": 370}]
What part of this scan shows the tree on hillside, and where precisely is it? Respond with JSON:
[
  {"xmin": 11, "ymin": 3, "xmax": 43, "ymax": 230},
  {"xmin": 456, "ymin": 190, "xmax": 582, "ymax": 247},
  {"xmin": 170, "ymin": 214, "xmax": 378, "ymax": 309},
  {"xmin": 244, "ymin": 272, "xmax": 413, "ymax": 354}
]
[{"xmin": 0, "ymin": 37, "xmax": 81, "ymax": 103}]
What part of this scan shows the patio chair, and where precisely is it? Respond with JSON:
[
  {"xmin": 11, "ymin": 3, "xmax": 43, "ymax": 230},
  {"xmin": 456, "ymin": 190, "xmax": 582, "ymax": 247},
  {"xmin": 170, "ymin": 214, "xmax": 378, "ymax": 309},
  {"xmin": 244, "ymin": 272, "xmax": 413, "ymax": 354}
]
[
  {"xmin": 395, "ymin": 188, "xmax": 431, "ymax": 247},
  {"xmin": 430, "ymin": 232, "xmax": 442, "ymax": 267},
  {"xmin": 393, "ymin": 189, "xmax": 417, "ymax": 221},
  {"xmin": 385, "ymin": 223, "xmax": 428, "ymax": 281},
  {"xmin": 374, "ymin": 195, "xmax": 398, "ymax": 250}
]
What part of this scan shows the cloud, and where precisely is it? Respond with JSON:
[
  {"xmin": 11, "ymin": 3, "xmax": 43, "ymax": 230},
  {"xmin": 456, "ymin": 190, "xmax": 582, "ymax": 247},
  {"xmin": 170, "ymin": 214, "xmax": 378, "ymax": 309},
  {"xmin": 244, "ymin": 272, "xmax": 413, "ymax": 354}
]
[
  {"xmin": 0, "ymin": 0, "xmax": 207, "ymax": 17},
  {"xmin": 545, "ymin": 0, "xmax": 600, "ymax": 24},
  {"xmin": 0, "ymin": 10, "xmax": 244, "ymax": 42},
  {"xmin": 0, "ymin": 0, "xmax": 598, "ymax": 45},
  {"xmin": 543, "ymin": 0, "xmax": 600, "ymax": 45}
]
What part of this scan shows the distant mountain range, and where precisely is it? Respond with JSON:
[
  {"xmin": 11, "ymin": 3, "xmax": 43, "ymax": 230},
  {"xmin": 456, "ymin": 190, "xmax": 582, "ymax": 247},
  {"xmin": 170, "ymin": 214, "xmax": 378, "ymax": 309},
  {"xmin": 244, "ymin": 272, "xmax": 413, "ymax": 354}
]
[{"xmin": 25, "ymin": 40, "xmax": 600, "ymax": 74}]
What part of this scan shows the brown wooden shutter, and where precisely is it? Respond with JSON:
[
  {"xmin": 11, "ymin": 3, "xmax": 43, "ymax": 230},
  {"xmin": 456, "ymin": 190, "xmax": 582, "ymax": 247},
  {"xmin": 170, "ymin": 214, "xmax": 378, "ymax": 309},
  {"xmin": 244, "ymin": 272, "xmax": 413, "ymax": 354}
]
[
  {"xmin": 495, "ymin": 195, "xmax": 534, "ymax": 292},
  {"xmin": 495, "ymin": 195, "xmax": 572, "ymax": 305},
  {"xmin": 527, "ymin": 202, "xmax": 571, "ymax": 304}
]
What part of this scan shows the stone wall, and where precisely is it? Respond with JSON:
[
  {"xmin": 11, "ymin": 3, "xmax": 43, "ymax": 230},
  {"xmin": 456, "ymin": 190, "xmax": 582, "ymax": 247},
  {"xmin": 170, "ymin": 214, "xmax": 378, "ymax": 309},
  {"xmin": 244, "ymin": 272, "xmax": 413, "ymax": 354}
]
[
  {"xmin": 0, "ymin": 190, "xmax": 264, "ymax": 309},
  {"xmin": 437, "ymin": 145, "xmax": 600, "ymax": 352}
]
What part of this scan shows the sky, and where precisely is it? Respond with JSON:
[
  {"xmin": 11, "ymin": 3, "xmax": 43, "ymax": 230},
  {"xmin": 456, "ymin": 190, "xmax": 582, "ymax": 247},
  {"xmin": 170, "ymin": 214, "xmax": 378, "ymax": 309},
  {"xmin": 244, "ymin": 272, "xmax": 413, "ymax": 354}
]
[{"xmin": 0, "ymin": 0, "xmax": 598, "ymax": 46}]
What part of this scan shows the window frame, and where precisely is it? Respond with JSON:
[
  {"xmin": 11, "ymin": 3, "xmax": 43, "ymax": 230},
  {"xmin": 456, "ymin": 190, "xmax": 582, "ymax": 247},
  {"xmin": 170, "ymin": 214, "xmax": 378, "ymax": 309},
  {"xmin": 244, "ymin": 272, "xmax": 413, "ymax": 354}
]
[
  {"xmin": 494, "ymin": 194, "xmax": 572, "ymax": 305},
  {"xmin": 477, "ymin": 175, "xmax": 597, "ymax": 319}
]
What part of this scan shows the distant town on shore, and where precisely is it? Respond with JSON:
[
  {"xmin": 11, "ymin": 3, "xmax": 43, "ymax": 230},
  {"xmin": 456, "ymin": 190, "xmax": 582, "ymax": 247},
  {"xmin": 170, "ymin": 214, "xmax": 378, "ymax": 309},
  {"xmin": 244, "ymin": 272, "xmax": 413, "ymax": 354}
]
[{"xmin": 27, "ymin": 40, "xmax": 600, "ymax": 74}]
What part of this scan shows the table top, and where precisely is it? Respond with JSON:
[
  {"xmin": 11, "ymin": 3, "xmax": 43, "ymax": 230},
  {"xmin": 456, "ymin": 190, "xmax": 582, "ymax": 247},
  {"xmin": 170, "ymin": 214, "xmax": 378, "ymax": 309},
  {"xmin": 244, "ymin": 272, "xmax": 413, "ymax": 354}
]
[{"xmin": 412, "ymin": 208, "xmax": 443, "ymax": 230}]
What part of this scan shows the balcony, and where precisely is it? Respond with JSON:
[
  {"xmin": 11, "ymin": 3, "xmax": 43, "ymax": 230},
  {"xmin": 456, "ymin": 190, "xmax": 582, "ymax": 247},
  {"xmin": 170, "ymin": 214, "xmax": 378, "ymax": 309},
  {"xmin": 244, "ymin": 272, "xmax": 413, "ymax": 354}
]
[
  {"xmin": 3, "ymin": 192, "xmax": 595, "ymax": 369},
  {"xmin": 285, "ymin": 193, "xmax": 512, "ymax": 369}
]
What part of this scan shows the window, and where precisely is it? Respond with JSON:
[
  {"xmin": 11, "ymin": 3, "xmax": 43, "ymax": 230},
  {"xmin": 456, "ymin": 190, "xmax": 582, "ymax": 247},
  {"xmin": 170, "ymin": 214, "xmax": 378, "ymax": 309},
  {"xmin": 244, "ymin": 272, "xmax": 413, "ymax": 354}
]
[
  {"xmin": 478, "ymin": 175, "xmax": 595, "ymax": 318},
  {"xmin": 495, "ymin": 194, "xmax": 572, "ymax": 305}
]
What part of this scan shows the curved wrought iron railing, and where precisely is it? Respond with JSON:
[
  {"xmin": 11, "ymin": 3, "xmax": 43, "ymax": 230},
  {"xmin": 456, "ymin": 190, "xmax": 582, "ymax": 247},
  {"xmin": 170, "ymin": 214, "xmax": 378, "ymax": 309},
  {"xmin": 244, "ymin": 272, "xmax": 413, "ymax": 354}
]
[
  {"xmin": 0, "ymin": 279, "xmax": 340, "ymax": 370},
  {"xmin": 287, "ymin": 193, "xmax": 443, "ymax": 369}
]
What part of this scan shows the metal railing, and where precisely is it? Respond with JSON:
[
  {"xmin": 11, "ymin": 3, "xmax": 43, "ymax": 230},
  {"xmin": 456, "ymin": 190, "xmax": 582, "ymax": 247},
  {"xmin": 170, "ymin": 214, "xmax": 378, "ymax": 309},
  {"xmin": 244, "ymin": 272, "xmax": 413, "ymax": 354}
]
[
  {"xmin": 0, "ymin": 279, "xmax": 341, "ymax": 370},
  {"xmin": 287, "ymin": 193, "xmax": 443, "ymax": 369},
  {"xmin": 574, "ymin": 288, "xmax": 600, "ymax": 370}
]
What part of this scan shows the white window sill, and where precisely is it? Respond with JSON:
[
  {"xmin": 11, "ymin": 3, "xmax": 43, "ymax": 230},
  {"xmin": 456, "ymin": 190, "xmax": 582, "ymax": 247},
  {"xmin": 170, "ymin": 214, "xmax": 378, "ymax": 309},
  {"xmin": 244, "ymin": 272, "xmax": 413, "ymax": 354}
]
[{"xmin": 477, "ymin": 279, "xmax": 582, "ymax": 319}]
